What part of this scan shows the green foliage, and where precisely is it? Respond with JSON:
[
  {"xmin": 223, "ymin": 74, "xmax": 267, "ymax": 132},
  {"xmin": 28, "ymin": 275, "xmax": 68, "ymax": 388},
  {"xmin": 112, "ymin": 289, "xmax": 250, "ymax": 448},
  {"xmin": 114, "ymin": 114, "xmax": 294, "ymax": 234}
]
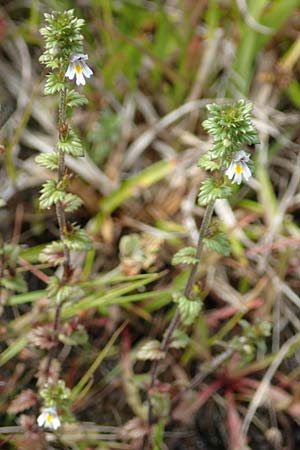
[
  {"xmin": 169, "ymin": 329, "xmax": 190, "ymax": 349},
  {"xmin": 39, "ymin": 180, "xmax": 82, "ymax": 212},
  {"xmin": 136, "ymin": 340, "xmax": 165, "ymax": 361},
  {"xmin": 35, "ymin": 153, "xmax": 59, "ymax": 171},
  {"xmin": 40, "ymin": 380, "xmax": 72, "ymax": 421},
  {"xmin": 37, "ymin": 228, "xmax": 91, "ymax": 265},
  {"xmin": 40, "ymin": 379, "xmax": 71, "ymax": 406},
  {"xmin": 39, "ymin": 10, "xmax": 84, "ymax": 71},
  {"xmin": 203, "ymin": 100, "xmax": 259, "ymax": 151},
  {"xmin": 44, "ymin": 73, "xmax": 65, "ymax": 95},
  {"xmin": 39, "ymin": 241, "xmax": 65, "ymax": 266},
  {"xmin": 172, "ymin": 247, "xmax": 198, "ymax": 266},
  {"xmin": 173, "ymin": 295, "xmax": 202, "ymax": 326},
  {"xmin": 37, "ymin": 7, "xmax": 90, "ymax": 310},
  {"xmin": 39, "ymin": 180, "xmax": 66, "ymax": 209},
  {"xmin": 61, "ymin": 193, "xmax": 83, "ymax": 212},
  {"xmin": 57, "ymin": 130, "xmax": 84, "ymax": 157},
  {"xmin": 197, "ymin": 153, "xmax": 220, "ymax": 171},
  {"xmin": 197, "ymin": 177, "xmax": 232, "ymax": 206},
  {"xmin": 203, "ymin": 232, "xmax": 231, "ymax": 256},
  {"xmin": 47, "ymin": 276, "xmax": 82, "ymax": 304},
  {"xmin": 63, "ymin": 225, "xmax": 92, "ymax": 251},
  {"xmin": 66, "ymin": 90, "xmax": 88, "ymax": 109}
]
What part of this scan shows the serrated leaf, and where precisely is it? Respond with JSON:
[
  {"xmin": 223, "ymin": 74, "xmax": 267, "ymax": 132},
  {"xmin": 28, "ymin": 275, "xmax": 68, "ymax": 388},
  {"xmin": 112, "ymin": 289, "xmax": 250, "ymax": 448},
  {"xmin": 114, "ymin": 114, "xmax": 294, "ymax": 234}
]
[
  {"xmin": 173, "ymin": 295, "xmax": 202, "ymax": 326},
  {"xmin": 44, "ymin": 73, "xmax": 65, "ymax": 95},
  {"xmin": 35, "ymin": 153, "xmax": 59, "ymax": 171},
  {"xmin": 66, "ymin": 89, "xmax": 88, "ymax": 108},
  {"xmin": 203, "ymin": 232, "xmax": 231, "ymax": 256},
  {"xmin": 55, "ymin": 284, "xmax": 82, "ymax": 303},
  {"xmin": 39, "ymin": 180, "xmax": 66, "ymax": 209},
  {"xmin": 61, "ymin": 193, "xmax": 83, "ymax": 212},
  {"xmin": 197, "ymin": 153, "xmax": 220, "ymax": 171},
  {"xmin": 47, "ymin": 276, "xmax": 81, "ymax": 303},
  {"xmin": 197, "ymin": 177, "xmax": 232, "ymax": 206},
  {"xmin": 136, "ymin": 340, "xmax": 165, "ymax": 361},
  {"xmin": 39, "ymin": 241, "xmax": 65, "ymax": 265},
  {"xmin": 169, "ymin": 329, "xmax": 190, "ymax": 349},
  {"xmin": 172, "ymin": 247, "xmax": 198, "ymax": 266},
  {"xmin": 57, "ymin": 130, "xmax": 84, "ymax": 157},
  {"xmin": 64, "ymin": 226, "xmax": 92, "ymax": 251}
]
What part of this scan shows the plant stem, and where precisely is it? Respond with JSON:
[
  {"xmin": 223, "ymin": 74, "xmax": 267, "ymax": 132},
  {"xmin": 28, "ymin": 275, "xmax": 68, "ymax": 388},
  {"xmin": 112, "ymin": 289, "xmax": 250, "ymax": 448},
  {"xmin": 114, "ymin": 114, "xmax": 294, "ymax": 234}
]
[
  {"xmin": 46, "ymin": 87, "xmax": 71, "ymax": 379},
  {"xmin": 146, "ymin": 200, "xmax": 215, "ymax": 433}
]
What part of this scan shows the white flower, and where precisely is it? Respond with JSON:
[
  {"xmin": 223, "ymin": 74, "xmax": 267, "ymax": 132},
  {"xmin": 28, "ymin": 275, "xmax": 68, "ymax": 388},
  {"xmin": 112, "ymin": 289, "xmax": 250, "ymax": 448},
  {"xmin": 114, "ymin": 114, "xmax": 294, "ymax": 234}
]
[
  {"xmin": 37, "ymin": 406, "xmax": 61, "ymax": 430},
  {"xmin": 65, "ymin": 53, "xmax": 93, "ymax": 86},
  {"xmin": 225, "ymin": 150, "xmax": 252, "ymax": 185}
]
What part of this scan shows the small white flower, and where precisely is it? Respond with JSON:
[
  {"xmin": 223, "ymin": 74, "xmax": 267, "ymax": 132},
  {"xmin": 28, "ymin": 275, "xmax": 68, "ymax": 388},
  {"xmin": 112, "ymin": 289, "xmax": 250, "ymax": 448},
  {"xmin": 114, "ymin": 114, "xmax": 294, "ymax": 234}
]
[
  {"xmin": 37, "ymin": 406, "xmax": 61, "ymax": 431},
  {"xmin": 65, "ymin": 53, "xmax": 93, "ymax": 86},
  {"xmin": 225, "ymin": 150, "xmax": 252, "ymax": 185}
]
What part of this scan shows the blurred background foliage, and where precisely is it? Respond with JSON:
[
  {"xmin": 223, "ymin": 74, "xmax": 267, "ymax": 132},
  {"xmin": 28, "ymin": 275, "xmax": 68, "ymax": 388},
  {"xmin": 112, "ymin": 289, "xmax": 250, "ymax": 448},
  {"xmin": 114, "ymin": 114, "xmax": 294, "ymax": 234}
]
[{"xmin": 2, "ymin": 0, "xmax": 300, "ymax": 449}]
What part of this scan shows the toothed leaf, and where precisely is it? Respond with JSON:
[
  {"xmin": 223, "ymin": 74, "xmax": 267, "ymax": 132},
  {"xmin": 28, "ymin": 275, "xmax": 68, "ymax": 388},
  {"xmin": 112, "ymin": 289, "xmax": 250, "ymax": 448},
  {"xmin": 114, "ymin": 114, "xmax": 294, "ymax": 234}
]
[{"xmin": 172, "ymin": 247, "xmax": 198, "ymax": 266}]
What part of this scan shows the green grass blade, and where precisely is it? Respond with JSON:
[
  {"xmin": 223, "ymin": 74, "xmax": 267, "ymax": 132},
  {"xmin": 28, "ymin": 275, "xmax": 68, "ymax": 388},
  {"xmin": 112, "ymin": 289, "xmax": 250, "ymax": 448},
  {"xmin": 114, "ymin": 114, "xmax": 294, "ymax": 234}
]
[{"xmin": 71, "ymin": 321, "xmax": 127, "ymax": 400}]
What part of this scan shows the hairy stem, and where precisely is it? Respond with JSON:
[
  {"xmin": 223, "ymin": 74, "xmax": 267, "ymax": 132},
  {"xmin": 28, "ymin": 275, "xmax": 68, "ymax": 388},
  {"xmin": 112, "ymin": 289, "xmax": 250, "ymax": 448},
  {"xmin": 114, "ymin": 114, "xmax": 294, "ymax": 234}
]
[
  {"xmin": 46, "ymin": 87, "xmax": 71, "ymax": 379},
  {"xmin": 147, "ymin": 200, "xmax": 215, "ymax": 429}
]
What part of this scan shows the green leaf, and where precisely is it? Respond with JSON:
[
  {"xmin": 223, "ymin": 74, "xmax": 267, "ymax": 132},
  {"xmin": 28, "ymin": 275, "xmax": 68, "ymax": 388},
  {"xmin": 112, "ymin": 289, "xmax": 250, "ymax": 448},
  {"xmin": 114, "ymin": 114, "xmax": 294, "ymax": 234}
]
[
  {"xmin": 136, "ymin": 340, "xmax": 165, "ymax": 361},
  {"xmin": 47, "ymin": 276, "xmax": 82, "ymax": 303},
  {"xmin": 35, "ymin": 153, "xmax": 59, "ymax": 171},
  {"xmin": 44, "ymin": 73, "xmax": 65, "ymax": 95},
  {"xmin": 61, "ymin": 193, "xmax": 83, "ymax": 212},
  {"xmin": 169, "ymin": 329, "xmax": 190, "ymax": 349},
  {"xmin": 39, "ymin": 180, "xmax": 66, "ymax": 209},
  {"xmin": 66, "ymin": 90, "xmax": 88, "ymax": 108},
  {"xmin": 173, "ymin": 295, "xmax": 202, "ymax": 326},
  {"xmin": 197, "ymin": 177, "xmax": 232, "ymax": 206},
  {"xmin": 172, "ymin": 247, "xmax": 198, "ymax": 266},
  {"xmin": 39, "ymin": 241, "xmax": 65, "ymax": 266},
  {"xmin": 203, "ymin": 232, "xmax": 231, "ymax": 256},
  {"xmin": 57, "ymin": 130, "xmax": 84, "ymax": 157},
  {"xmin": 64, "ymin": 226, "xmax": 92, "ymax": 251},
  {"xmin": 197, "ymin": 153, "xmax": 220, "ymax": 171}
]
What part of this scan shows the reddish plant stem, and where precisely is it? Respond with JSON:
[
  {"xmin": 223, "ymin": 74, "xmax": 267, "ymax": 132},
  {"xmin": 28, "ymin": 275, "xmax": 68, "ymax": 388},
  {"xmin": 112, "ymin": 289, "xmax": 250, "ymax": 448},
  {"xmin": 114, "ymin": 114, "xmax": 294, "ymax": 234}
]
[
  {"xmin": 46, "ymin": 87, "xmax": 71, "ymax": 379},
  {"xmin": 144, "ymin": 200, "xmax": 215, "ymax": 446}
]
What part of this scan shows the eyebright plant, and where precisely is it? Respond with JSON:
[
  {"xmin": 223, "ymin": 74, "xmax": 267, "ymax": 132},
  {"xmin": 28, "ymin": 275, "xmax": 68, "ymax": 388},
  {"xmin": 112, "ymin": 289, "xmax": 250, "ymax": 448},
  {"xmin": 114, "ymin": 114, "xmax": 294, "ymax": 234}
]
[
  {"xmin": 171, "ymin": 100, "xmax": 258, "ymax": 339},
  {"xmin": 142, "ymin": 100, "xmax": 259, "ymax": 436},
  {"xmin": 35, "ymin": 10, "xmax": 93, "ymax": 430}
]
